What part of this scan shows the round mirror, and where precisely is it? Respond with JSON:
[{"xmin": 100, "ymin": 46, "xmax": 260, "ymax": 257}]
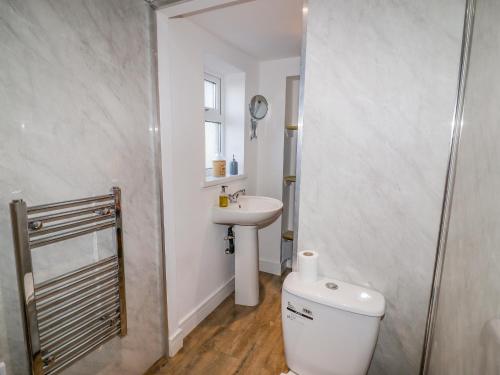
[{"xmin": 249, "ymin": 95, "xmax": 268, "ymax": 120}]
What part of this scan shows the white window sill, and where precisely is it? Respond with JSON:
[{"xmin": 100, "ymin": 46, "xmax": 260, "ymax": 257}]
[{"xmin": 201, "ymin": 174, "xmax": 247, "ymax": 188}]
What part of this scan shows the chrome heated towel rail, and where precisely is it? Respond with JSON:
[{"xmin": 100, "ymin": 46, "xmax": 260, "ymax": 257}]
[{"xmin": 10, "ymin": 187, "xmax": 127, "ymax": 375}]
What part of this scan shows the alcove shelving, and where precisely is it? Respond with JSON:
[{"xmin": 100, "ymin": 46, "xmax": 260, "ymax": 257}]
[{"xmin": 280, "ymin": 76, "xmax": 300, "ymax": 268}]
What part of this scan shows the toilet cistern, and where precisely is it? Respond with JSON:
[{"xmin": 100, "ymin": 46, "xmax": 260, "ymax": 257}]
[{"xmin": 282, "ymin": 272, "xmax": 385, "ymax": 375}]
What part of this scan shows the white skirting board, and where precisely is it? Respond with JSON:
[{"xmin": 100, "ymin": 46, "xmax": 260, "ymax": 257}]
[
  {"xmin": 168, "ymin": 277, "xmax": 235, "ymax": 357},
  {"xmin": 259, "ymin": 259, "xmax": 286, "ymax": 276},
  {"xmin": 259, "ymin": 259, "xmax": 288, "ymax": 276}
]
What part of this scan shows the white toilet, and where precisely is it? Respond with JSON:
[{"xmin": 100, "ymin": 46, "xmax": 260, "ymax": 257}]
[{"xmin": 281, "ymin": 272, "xmax": 386, "ymax": 375}]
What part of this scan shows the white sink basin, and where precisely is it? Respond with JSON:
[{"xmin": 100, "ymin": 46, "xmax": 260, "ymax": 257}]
[{"xmin": 212, "ymin": 195, "xmax": 283, "ymax": 226}]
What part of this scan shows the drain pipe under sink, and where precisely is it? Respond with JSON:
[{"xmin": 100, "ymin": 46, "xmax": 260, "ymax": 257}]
[{"xmin": 225, "ymin": 226, "xmax": 235, "ymax": 254}]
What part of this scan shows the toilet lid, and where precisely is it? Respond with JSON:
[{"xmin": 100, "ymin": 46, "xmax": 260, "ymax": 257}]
[{"xmin": 283, "ymin": 272, "xmax": 385, "ymax": 317}]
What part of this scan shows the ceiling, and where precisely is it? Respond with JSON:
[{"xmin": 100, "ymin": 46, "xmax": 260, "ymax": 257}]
[{"xmin": 187, "ymin": 0, "xmax": 304, "ymax": 61}]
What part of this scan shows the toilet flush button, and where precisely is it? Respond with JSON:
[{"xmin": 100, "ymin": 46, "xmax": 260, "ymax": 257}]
[{"xmin": 325, "ymin": 282, "xmax": 338, "ymax": 290}]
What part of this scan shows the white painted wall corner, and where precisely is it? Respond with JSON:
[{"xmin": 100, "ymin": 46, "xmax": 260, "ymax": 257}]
[
  {"xmin": 259, "ymin": 259, "xmax": 283, "ymax": 276},
  {"xmin": 168, "ymin": 277, "xmax": 235, "ymax": 357}
]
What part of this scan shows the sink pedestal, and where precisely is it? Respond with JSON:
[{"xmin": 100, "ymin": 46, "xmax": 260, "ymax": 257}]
[{"xmin": 233, "ymin": 225, "xmax": 259, "ymax": 306}]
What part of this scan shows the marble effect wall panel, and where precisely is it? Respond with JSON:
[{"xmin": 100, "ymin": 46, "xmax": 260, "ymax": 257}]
[
  {"xmin": 298, "ymin": 1, "xmax": 465, "ymax": 373},
  {"xmin": 0, "ymin": 0, "xmax": 164, "ymax": 374},
  {"xmin": 429, "ymin": 0, "xmax": 500, "ymax": 373}
]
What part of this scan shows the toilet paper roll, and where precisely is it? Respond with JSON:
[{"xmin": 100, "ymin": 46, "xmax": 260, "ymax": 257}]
[{"xmin": 298, "ymin": 250, "xmax": 319, "ymax": 282}]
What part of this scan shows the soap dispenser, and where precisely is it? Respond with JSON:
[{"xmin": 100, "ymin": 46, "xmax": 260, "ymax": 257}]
[
  {"xmin": 230, "ymin": 154, "xmax": 238, "ymax": 176},
  {"xmin": 219, "ymin": 185, "xmax": 229, "ymax": 207}
]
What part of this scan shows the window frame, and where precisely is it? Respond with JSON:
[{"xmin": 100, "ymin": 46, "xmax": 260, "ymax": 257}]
[
  {"xmin": 204, "ymin": 72, "xmax": 224, "ymax": 172},
  {"xmin": 204, "ymin": 73, "xmax": 223, "ymax": 123}
]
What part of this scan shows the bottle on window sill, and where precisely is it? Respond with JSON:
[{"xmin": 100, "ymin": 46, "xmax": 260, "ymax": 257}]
[
  {"xmin": 212, "ymin": 152, "xmax": 226, "ymax": 177},
  {"xmin": 230, "ymin": 154, "xmax": 238, "ymax": 176}
]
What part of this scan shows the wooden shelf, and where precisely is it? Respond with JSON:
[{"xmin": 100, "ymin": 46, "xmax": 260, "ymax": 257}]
[
  {"xmin": 285, "ymin": 124, "xmax": 298, "ymax": 131},
  {"xmin": 282, "ymin": 230, "xmax": 294, "ymax": 241},
  {"xmin": 283, "ymin": 175, "xmax": 296, "ymax": 183}
]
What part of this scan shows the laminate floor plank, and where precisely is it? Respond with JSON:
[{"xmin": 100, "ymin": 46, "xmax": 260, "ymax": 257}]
[{"xmin": 155, "ymin": 272, "xmax": 289, "ymax": 375}]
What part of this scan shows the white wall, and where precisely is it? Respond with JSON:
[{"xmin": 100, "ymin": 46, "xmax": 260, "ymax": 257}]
[
  {"xmin": 256, "ymin": 57, "xmax": 301, "ymax": 275},
  {"xmin": 157, "ymin": 13, "xmax": 259, "ymax": 355},
  {"xmin": 297, "ymin": 1, "xmax": 465, "ymax": 374}
]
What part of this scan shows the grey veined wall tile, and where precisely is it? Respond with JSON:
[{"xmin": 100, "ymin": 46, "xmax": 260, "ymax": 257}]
[
  {"xmin": 298, "ymin": 0, "xmax": 466, "ymax": 374},
  {"xmin": 429, "ymin": 0, "xmax": 500, "ymax": 374},
  {"xmin": 0, "ymin": 0, "xmax": 164, "ymax": 374}
]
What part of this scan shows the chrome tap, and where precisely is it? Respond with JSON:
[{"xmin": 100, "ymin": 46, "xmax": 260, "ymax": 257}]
[{"xmin": 228, "ymin": 189, "xmax": 246, "ymax": 203}]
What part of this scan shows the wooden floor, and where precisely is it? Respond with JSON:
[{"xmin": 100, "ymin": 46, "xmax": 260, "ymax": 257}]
[{"xmin": 154, "ymin": 272, "xmax": 288, "ymax": 375}]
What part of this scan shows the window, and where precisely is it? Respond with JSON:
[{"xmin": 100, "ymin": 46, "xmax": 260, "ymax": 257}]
[
  {"xmin": 204, "ymin": 73, "xmax": 223, "ymax": 170},
  {"xmin": 202, "ymin": 64, "xmax": 245, "ymax": 186}
]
